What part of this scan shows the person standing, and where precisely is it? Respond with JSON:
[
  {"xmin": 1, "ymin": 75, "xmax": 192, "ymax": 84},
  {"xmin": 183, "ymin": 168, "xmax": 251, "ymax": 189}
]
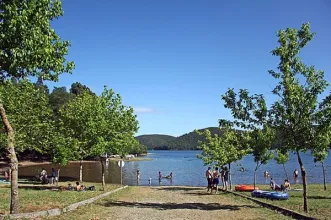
[
  {"xmin": 293, "ymin": 169, "xmax": 299, "ymax": 183},
  {"xmin": 205, "ymin": 167, "xmax": 213, "ymax": 192},
  {"xmin": 220, "ymin": 166, "xmax": 225, "ymax": 190},
  {"xmin": 51, "ymin": 168, "xmax": 57, "ymax": 185},
  {"xmin": 158, "ymin": 171, "xmax": 162, "ymax": 182},
  {"xmin": 223, "ymin": 167, "xmax": 229, "ymax": 191},
  {"xmin": 137, "ymin": 170, "xmax": 140, "ymax": 180},
  {"xmin": 211, "ymin": 167, "xmax": 220, "ymax": 193}
]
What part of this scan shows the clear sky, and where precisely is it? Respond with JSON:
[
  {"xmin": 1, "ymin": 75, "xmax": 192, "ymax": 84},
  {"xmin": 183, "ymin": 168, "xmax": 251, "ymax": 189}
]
[{"xmin": 46, "ymin": 0, "xmax": 331, "ymax": 137}]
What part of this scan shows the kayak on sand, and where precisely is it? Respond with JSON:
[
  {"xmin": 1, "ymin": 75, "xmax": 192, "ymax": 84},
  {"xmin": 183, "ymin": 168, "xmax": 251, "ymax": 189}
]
[
  {"xmin": 251, "ymin": 190, "xmax": 289, "ymax": 200},
  {"xmin": 235, "ymin": 185, "xmax": 259, "ymax": 192}
]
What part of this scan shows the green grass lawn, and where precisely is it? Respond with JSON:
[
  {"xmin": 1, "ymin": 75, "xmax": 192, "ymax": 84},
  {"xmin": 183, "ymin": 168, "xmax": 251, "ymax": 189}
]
[
  {"xmin": 0, "ymin": 182, "xmax": 120, "ymax": 215},
  {"xmin": 233, "ymin": 184, "xmax": 331, "ymax": 220}
]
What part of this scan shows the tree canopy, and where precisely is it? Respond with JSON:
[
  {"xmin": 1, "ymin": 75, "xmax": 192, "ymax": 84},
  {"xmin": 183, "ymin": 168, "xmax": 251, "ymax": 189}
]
[{"xmin": 219, "ymin": 23, "xmax": 331, "ymax": 213}]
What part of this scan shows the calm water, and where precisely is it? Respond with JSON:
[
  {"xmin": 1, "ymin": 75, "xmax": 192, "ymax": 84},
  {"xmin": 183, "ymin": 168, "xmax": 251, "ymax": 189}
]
[{"xmin": 18, "ymin": 150, "xmax": 331, "ymax": 186}]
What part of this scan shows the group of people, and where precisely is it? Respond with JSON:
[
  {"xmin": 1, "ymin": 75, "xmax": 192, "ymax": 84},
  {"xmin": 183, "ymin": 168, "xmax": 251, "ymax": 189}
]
[
  {"xmin": 59, "ymin": 182, "xmax": 95, "ymax": 191},
  {"xmin": 136, "ymin": 170, "xmax": 174, "ymax": 185},
  {"xmin": 205, "ymin": 166, "xmax": 229, "ymax": 193},
  {"xmin": 270, "ymin": 178, "xmax": 291, "ymax": 191},
  {"xmin": 264, "ymin": 169, "xmax": 299, "ymax": 179},
  {"xmin": 38, "ymin": 168, "xmax": 57, "ymax": 184},
  {"xmin": 158, "ymin": 171, "xmax": 173, "ymax": 181},
  {"xmin": 205, "ymin": 166, "xmax": 300, "ymax": 193}
]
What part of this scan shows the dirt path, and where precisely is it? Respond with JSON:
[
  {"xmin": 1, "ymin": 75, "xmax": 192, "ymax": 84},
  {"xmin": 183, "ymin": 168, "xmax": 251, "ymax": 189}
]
[{"xmin": 50, "ymin": 186, "xmax": 291, "ymax": 220}]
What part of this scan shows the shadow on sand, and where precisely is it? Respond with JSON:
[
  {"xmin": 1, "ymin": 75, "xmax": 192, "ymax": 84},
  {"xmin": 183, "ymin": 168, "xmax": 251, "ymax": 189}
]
[{"xmin": 103, "ymin": 200, "xmax": 257, "ymax": 211}]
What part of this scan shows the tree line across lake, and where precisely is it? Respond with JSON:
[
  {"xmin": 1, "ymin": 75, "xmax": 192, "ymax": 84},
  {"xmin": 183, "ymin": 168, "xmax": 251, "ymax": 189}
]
[{"xmin": 135, "ymin": 127, "xmax": 224, "ymax": 150}]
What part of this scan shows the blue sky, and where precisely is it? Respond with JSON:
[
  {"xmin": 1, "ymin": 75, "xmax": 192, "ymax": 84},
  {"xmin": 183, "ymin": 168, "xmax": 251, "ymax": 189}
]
[{"xmin": 46, "ymin": 0, "xmax": 331, "ymax": 137}]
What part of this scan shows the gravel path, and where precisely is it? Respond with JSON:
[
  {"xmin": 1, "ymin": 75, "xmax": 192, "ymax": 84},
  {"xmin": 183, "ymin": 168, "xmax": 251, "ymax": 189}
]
[{"xmin": 51, "ymin": 186, "xmax": 290, "ymax": 220}]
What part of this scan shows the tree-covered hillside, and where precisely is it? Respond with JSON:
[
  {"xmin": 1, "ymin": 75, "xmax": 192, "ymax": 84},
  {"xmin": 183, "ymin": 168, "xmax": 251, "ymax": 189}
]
[
  {"xmin": 135, "ymin": 127, "xmax": 225, "ymax": 150},
  {"xmin": 135, "ymin": 135, "xmax": 176, "ymax": 150}
]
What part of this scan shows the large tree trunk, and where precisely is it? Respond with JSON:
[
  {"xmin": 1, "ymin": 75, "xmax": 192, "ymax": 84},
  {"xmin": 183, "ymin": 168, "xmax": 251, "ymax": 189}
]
[
  {"xmin": 297, "ymin": 151, "xmax": 308, "ymax": 213},
  {"xmin": 322, "ymin": 161, "xmax": 326, "ymax": 191},
  {"xmin": 228, "ymin": 163, "xmax": 232, "ymax": 190},
  {"xmin": 0, "ymin": 103, "xmax": 19, "ymax": 214},
  {"xmin": 100, "ymin": 158, "xmax": 105, "ymax": 190},
  {"xmin": 79, "ymin": 159, "xmax": 83, "ymax": 182},
  {"xmin": 283, "ymin": 164, "xmax": 289, "ymax": 180}
]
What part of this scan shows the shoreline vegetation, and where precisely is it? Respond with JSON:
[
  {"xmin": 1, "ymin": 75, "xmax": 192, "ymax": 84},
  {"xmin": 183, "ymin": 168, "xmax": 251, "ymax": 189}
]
[{"xmin": 0, "ymin": 156, "xmax": 152, "ymax": 171}]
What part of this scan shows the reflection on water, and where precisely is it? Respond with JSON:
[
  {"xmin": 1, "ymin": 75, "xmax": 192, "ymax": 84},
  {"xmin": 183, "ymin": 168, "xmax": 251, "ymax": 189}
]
[{"xmin": 19, "ymin": 150, "xmax": 331, "ymax": 187}]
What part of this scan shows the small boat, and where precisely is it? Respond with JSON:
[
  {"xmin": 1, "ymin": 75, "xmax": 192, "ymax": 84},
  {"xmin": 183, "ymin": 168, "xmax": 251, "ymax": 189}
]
[
  {"xmin": 251, "ymin": 190, "xmax": 289, "ymax": 200},
  {"xmin": 235, "ymin": 185, "xmax": 259, "ymax": 192}
]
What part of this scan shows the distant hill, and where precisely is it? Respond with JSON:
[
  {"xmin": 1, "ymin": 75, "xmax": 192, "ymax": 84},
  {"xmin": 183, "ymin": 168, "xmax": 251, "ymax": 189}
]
[
  {"xmin": 135, "ymin": 134, "xmax": 177, "ymax": 150},
  {"xmin": 135, "ymin": 127, "xmax": 225, "ymax": 150}
]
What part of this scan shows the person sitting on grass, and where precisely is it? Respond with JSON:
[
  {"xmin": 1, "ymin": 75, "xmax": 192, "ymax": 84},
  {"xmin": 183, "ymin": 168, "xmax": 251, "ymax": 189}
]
[
  {"xmin": 75, "ymin": 181, "xmax": 86, "ymax": 191},
  {"xmin": 4, "ymin": 170, "xmax": 9, "ymax": 181},
  {"xmin": 270, "ymin": 178, "xmax": 281, "ymax": 191},
  {"xmin": 280, "ymin": 179, "xmax": 291, "ymax": 191},
  {"xmin": 40, "ymin": 168, "xmax": 48, "ymax": 184}
]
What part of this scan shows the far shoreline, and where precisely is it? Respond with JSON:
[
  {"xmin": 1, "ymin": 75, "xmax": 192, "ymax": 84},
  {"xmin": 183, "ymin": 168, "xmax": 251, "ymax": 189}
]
[{"xmin": 0, "ymin": 157, "xmax": 152, "ymax": 170}]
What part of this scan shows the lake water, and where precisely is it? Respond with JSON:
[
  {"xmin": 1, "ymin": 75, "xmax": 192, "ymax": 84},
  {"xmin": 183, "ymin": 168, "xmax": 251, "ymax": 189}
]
[{"xmin": 18, "ymin": 150, "xmax": 331, "ymax": 187}]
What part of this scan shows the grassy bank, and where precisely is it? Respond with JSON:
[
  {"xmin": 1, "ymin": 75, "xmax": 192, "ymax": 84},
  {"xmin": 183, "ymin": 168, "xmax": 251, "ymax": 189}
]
[
  {"xmin": 0, "ymin": 182, "xmax": 120, "ymax": 214},
  {"xmin": 234, "ymin": 184, "xmax": 330, "ymax": 220}
]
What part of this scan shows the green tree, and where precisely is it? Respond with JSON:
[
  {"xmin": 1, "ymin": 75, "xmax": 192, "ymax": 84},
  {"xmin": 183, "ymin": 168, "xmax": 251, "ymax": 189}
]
[
  {"xmin": 221, "ymin": 23, "xmax": 331, "ymax": 212},
  {"xmin": 220, "ymin": 87, "xmax": 275, "ymax": 190},
  {"xmin": 0, "ymin": 80, "xmax": 54, "ymax": 154},
  {"xmin": 70, "ymin": 82, "xmax": 95, "ymax": 96},
  {"xmin": 49, "ymin": 128, "xmax": 78, "ymax": 182},
  {"xmin": 274, "ymin": 149, "xmax": 289, "ymax": 180},
  {"xmin": 197, "ymin": 127, "xmax": 250, "ymax": 190},
  {"xmin": 249, "ymin": 127, "xmax": 274, "ymax": 189},
  {"xmin": 48, "ymin": 87, "xmax": 72, "ymax": 115},
  {"xmin": 0, "ymin": 80, "xmax": 57, "ymax": 212},
  {"xmin": 311, "ymin": 130, "xmax": 330, "ymax": 191},
  {"xmin": 59, "ymin": 87, "xmax": 139, "ymax": 188},
  {"xmin": 267, "ymin": 23, "xmax": 331, "ymax": 212},
  {"xmin": 0, "ymin": 0, "xmax": 74, "ymax": 212},
  {"xmin": 58, "ymin": 91, "xmax": 97, "ymax": 182}
]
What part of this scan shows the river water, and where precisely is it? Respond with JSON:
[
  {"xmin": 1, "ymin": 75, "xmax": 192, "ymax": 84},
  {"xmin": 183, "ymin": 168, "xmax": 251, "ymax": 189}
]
[{"xmin": 18, "ymin": 150, "xmax": 331, "ymax": 186}]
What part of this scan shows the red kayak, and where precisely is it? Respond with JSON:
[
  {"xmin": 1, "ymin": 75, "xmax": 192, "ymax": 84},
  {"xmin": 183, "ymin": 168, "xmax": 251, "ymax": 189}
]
[{"xmin": 235, "ymin": 185, "xmax": 259, "ymax": 192}]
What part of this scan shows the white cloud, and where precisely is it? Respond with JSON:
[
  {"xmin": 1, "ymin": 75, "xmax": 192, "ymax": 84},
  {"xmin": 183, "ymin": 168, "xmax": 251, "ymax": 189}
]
[{"xmin": 134, "ymin": 107, "xmax": 154, "ymax": 113}]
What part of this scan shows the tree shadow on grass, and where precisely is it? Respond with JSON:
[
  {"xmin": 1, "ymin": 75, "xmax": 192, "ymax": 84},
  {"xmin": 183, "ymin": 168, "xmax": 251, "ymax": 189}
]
[
  {"xmin": 289, "ymin": 194, "xmax": 331, "ymax": 200},
  {"xmin": 103, "ymin": 200, "xmax": 257, "ymax": 211},
  {"xmin": 155, "ymin": 187, "xmax": 204, "ymax": 192},
  {"xmin": 308, "ymin": 196, "xmax": 331, "ymax": 200},
  {"xmin": 185, "ymin": 191, "xmax": 217, "ymax": 196}
]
